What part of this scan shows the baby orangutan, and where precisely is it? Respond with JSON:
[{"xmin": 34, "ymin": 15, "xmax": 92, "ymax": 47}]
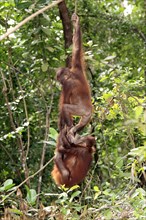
[{"xmin": 51, "ymin": 128, "xmax": 96, "ymax": 187}]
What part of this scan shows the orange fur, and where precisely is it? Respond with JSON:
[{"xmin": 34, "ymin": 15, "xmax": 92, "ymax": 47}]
[
  {"xmin": 52, "ymin": 14, "xmax": 95, "ymax": 187},
  {"xmin": 51, "ymin": 143, "xmax": 95, "ymax": 187}
]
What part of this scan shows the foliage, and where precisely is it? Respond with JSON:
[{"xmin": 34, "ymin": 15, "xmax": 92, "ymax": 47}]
[{"xmin": 0, "ymin": 0, "xmax": 146, "ymax": 219}]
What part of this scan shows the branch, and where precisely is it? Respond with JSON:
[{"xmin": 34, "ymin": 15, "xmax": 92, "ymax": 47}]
[
  {"xmin": 0, "ymin": 0, "xmax": 63, "ymax": 41},
  {"xmin": 1, "ymin": 71, "xmax": 16, "ymax": 131},
  {"xmin": 15, "ymin": 74, "xmax": 30, "ymax": 159},
  {"xmin": 58, "ymin": 1, "xmax": 72, "ymax": 67},
  {"xmin": 37, "ymin": 87, "xmax": 54, "ymax": 207}
]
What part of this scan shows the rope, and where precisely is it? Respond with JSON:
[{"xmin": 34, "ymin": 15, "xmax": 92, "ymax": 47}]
[{"xmin": 74, "ymin": 0, "xmax": 77, "ymax": 14}]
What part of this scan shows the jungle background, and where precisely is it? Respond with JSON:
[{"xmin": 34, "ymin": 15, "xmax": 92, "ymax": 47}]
[{"xmin": 0, "ymin": 0, "xmax": 146, "ymax": 219}]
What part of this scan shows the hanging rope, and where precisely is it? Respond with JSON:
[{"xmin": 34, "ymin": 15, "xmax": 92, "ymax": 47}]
[{"xmin": 74, "ymin": 0, "xmax": 77, "ymax": 14}]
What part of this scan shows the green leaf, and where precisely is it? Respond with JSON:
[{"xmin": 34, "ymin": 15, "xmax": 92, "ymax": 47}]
[
  {"xmin": 103, "ymin": 93, "xmax": 113, "ymax": 100},
  {"xmin": 4, "ymin": 184, "xmax": 15, "ymax": 191},
  {"xmin": 69, "ymin": 191, "xmax": 81, "ymax": 202},
  {"xmin": 104, "ymin": 55, "xmax": 116, "ymax": 61},
  {"xmin": 4, "ymin": 179, "xmax": 13, "ymax": 187},
  {"xmin": 104, "ymin": 210, "xmax": 113, "ymax": 219},
  {"xmin": 26, "ymin": 189, "xmax": 37, "ymax": 205},
  {"xmin": 134, "ymin": 106, "xmax": 143, "ymax": 119},
  {"xmin": 128, "ymin": 146, "xmax": 146, "ymax": 161},
  {"xmin": 8, "ymin": 208, "xmax": 23, "ymax": 215},
  {"xmin": 94, "ymin": 186, "xmax": 101, "ymax": 199},
  {"xmin": 94, "ymin": 186, "xmax": 100, "ymax": 192},
  {"xmin": 41, "ymin": 27, "xmax": 50, "ymax": 36},
  {"xmin": 49, "ymin": 127, "xmax": 58, "ymax": 140},
  {"xmin": 47, "ymin": 47, "xmax": 54, "ymax": 52},
  {"xmin": 115, "ymin": 157, "xmax": 123, "ymax": 169},
  {"xmin": 0, "ymin": 179, "xmax": 15, "ymax": 192},
  {"xmin": 41, "ymin": 62, "xmax": 48, "ymax": 72},
  {"xmin": 68, "ymin": 185, "xmax": 80, "ymax": 192}
]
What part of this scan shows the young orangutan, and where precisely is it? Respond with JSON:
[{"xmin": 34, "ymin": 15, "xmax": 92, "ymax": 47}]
[
  {"xmin": 56, "ymin": 13, "xmax": 93, "ymax": 143},
  {"xmin": 51, "ymin": 128, "xmax": 96, "ymax": 187}
]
